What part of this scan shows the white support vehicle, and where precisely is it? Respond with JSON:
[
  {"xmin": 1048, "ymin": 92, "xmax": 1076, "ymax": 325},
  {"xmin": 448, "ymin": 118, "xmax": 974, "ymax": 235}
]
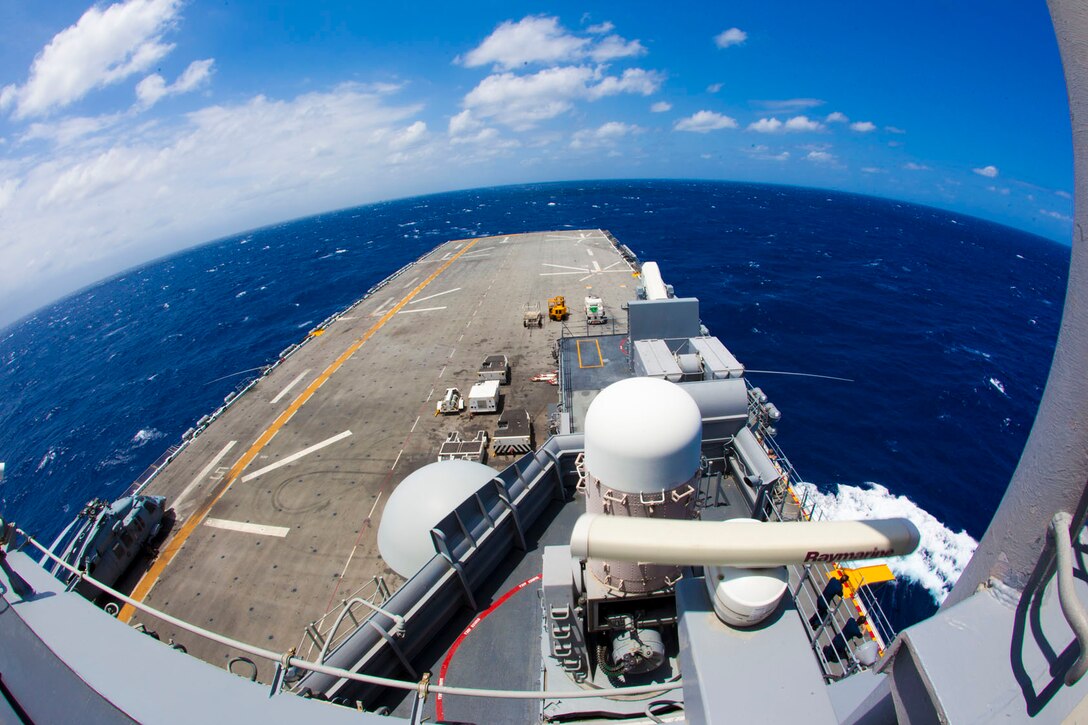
[
  {"xmin": 585, "ymin": 295, "xmax": 607, "ymax": 325},
  {"xmin": 435, "ymin": 387, "xmax": 465, "ymax": 415},
  {"xmin": 467, "ymin": 380, "xmax": 500, "ymax": 413}
]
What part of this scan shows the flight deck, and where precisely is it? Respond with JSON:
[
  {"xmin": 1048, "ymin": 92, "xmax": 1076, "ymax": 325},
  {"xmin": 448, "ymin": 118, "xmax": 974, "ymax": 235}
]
[{"xmin": 120, "ymin": 230, "xmax": 638, "ymax": 681}]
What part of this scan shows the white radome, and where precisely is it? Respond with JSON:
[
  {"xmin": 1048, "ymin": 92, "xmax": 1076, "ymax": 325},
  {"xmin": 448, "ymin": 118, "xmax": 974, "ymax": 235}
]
[
  {"xmin": 377, "ymin": 459, "xmax": 497, "ymax": 577},
  {"xmin": 583, "ymin": 376, "xmax": 702, "ymax": 492}
]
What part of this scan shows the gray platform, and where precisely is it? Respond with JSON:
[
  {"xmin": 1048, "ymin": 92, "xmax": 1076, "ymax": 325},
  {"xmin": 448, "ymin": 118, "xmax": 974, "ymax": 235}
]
[{"xmin": 122, "ymin": 230, "xmax": 638, "ymax": 682}]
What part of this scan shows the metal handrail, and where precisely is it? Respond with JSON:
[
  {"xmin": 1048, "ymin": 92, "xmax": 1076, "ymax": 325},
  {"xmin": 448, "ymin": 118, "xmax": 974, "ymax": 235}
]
[
  {"xmin": 1050, "ymin": 511, "xmax": 1088, "ymax": 685},
  {"xmin": 6, "ymin": 527, "xmax": 681, "ymax": 701}
]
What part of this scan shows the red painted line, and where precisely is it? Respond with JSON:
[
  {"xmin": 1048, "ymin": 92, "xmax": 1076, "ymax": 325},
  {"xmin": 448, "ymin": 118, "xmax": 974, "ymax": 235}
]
[{"xmin": 435, "ymin": 573, "xmax": 542, "ymax": 722}]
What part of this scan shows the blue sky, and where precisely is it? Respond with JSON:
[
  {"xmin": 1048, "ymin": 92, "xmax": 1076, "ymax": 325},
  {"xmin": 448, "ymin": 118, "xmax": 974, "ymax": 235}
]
[{"xmin": 0, "ymin": 1, "xmax": 1073, "ymax": 324}]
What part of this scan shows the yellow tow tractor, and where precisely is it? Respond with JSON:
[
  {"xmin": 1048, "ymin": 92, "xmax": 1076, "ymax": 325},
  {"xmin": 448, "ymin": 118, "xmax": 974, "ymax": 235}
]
[{"xmin": 548, "ymin": 295, "xmax": 569, "ymax": 321}]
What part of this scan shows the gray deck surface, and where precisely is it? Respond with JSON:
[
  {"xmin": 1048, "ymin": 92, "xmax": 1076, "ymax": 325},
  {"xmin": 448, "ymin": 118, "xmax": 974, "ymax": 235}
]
[{"xmin": 124, "ymin": 230, "xmax": 637, "ymax": 682}]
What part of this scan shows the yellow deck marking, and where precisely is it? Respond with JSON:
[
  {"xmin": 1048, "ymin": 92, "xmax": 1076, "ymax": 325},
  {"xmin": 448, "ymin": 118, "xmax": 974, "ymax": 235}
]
[
  {"xmin": 120, "ymin": 238, "xmax": 479, "ymax": 622},
  {"xmin": 576, "ymin": 338, "xmax": 604, "ymax": 368}
]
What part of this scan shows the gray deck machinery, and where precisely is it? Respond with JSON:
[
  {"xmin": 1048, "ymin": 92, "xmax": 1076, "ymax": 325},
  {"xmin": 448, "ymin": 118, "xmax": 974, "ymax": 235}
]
[{"xmin": 543, "ymin": 377, "xmax": 704, "ymax": 686}]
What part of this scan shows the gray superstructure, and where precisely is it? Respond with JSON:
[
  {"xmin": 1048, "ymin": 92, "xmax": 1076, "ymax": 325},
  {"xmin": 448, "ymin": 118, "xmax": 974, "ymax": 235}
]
[{"xmin": 2, "ymin": 2, "xmax": 1088, "ymax": 718}]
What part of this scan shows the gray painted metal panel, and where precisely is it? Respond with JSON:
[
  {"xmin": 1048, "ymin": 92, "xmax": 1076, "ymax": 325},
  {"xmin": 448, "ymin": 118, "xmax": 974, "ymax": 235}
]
[
  {"xmin": 733, "ymin": 427, "xmax": 782, "ymax": 486},
  {"xmin": 632, "ymin": 339, "xmax": 683, "ymax": 381},
  {"xmin": 890, "ymin": 570, "xmax": 1088, "ymax": 722},
  {"xmin": 675, "ymin": 577, "xmax": 837, "ymax": 724},
  {"xmin": 679, "ymin": 379, "xmax": 750, "ymax": 442},
  {"xmin": 687, "ymin": 336, "xmax": 745, "ymax": 379},
  {"xmin": 0, "ymin": 552, "xmax": 373, "ymax": 723},
  {"xmin": 628, "ymin": 298, "xmax": 702, "ymax": 341}
]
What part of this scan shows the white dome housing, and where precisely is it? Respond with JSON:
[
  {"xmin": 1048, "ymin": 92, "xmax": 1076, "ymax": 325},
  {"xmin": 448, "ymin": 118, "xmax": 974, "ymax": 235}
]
[
  {"xmin": 378, "ymin": 460, "xmax": 497, "ymax": 578},
  {"xmin": 704, "ymin": 520, "xmax": 789, "ymax": 628},
  {"xmin": 583, "ymin": 377, "xmax": 702, "ymax": 492}
]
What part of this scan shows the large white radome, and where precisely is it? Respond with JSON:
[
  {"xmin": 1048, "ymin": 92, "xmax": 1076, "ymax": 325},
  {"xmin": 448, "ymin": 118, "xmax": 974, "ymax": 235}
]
[
  {"xmin": 377, "ymin": 460, "xmax": 497, "ymax": 577},
  {"xmin": 583, "ymin": 377, "xmax": 702, "ymax": 492}
]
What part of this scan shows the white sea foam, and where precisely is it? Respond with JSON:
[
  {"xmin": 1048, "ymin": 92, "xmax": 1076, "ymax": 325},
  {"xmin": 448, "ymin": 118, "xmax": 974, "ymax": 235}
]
[
  {"xmin": 131, "ymin": 428, "xmax": 163, "ymax": 447},
  {"xmin": 989, "ymin": 377, "xmax": 1007, "ymax": 395},
  {"xmin": 793, "ymin": 481, "xmax": 977, "ymax": 604},
  {"xmin": 36, "ymin": 447, "xmax": 57, "ymax": 472}
]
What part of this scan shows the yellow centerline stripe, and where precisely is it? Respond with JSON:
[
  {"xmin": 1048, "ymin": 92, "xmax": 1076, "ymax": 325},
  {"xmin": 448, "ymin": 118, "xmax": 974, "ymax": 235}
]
[{"xmin": 120, "ymin": 238, "xmax": 479, "ymax": 622}]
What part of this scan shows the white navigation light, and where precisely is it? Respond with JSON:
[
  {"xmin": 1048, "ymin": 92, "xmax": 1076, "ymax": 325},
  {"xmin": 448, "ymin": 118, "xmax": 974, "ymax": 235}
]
[{"xmin": 377, "ymin": 460, "xmax": 497, "ymax": 578}]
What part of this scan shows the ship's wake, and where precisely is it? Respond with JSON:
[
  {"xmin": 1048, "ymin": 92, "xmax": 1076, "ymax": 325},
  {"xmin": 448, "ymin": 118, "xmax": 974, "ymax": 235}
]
[{"xmin": 793, "ymin": 481, "xmax": 977, "ymax": 604}]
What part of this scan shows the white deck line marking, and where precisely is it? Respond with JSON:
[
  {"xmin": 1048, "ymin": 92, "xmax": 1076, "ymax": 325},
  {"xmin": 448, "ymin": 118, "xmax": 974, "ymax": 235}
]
[
  {"xmin": 391, "ymin": 450, "xmax": 403, "ymax": 471},
  {"xmin": 339, "ymin": 316, "xmax": 356, "ymax": 321},
  {"xmin": 603, "ymin": 260, "xmax": 624, "ymax": 271},
  {"xmin": 448, "ymin": 348, "xmax": 456, "ymax": 359},
  {"xmin": 367, "ymin": 491, "xmax": 384, "ymax": 520},
  {"xmin": 205, "ymin": 518, "xmax": 290, "ymax": 537},
  {"xmin": 500, "ymin": 237, "xmax": 510, "ymax": 244},
  {"xmin": 454, "ymin": 243, "xmax": 464, "ymax": 250},
  {"xmin": 460, "ymin": 253, "xmax": 491, "ymax": 259},
  {"xmin": 410, "ymin": 287, "xmax": 461, "ymax": 304},
  {"xmin": 542, "ymin": 263, "xmax": 590, "ymax": 272},
  {"xmin": 400, "ymin": 275, "xmax": 420, "ymax": 289},
  {"xmin": 458, "ymin": 333, "xmax": 464, "ymax": 342},
  {"xmin": 410, "ymin": 415, "xmax": 420, "ymax": 432},
  {"xmin": 441, "ymin": 252, "xmax": 452, "ymax": 260},
  {"xmin": 439, "ymin": 365, "xmax": 447, "ymax": 377},
  {"xmin": 241, "ymin": 430, "xmax": 352, "ymax": 482},
  {"xmin": 172, "ymin": 440, "xmax": 237, "ymax": 511},
  {"xmin": 426, "ymin": 387, "xmax": 435, "ymax": 401},
  {"xmin": 398, "ymin": 306, "xmax": 447, "ymax": 314},
  {"xmin": 541, "ymin": 271, "xmax": 592, "ymax": 277},
  {"xmin": 592, "ymin": 260, "xmax": 601, "ymax": 272},
  {"xmin": 270, "ymin": 369, "xmax": 311, "ymax": 404},
  {"xmin": 370, "ymin": 298, "xmax": 395, "ymax": 316},
  {"xmin": 586, "ymin": 249, "xmax": 595, "ymax": 256}
]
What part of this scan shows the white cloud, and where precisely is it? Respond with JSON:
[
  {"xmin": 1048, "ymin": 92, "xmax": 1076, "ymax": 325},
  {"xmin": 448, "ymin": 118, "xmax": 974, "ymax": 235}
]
[
  {"xmin": 745, "ymin": 144, "xmax": 789, "ymax": 161},
  {"xmin": 389, "ymin": 120, "xmax": 427, "ymax": 150},
  {"xmin": 986, "ymin": 185, "xmax": 1011, "ymax": 195},
  {"xmin": 136, "ymin": 58, "xmax": 214, "ymax": 108},
  {"xmin": 748, "ymin": 117, "xmax": 782, "ymax": 133},
  {"xmin": 674, "ymin": 110, "xmax": 738, "ymax": 133},
  {"xmin": 707, "ymin": 83, "xmax": 723, "ymax": 94},
  {"xmin": 1056, "ymin": 189, "xmax": 1072, "ymax": 199},
  {"xmin": 589, "ymin": 68, "xmax": 662, "ymax": 98},
  {"xmin": 1040, "ymin": 209, "xmax": 1072, "ymax": 221},
  {"xmin": 861, "ymin": 167, "xmax": 884, "ymax": 173},
  {"xmin": 850, "ymin": 120, "xmax": 876, "ymax": 133},
  {"xmin": 826, "ymin": 111, "xmax": 849, "ymax": 123},
  {"xmin": 570, "ymin": 120, "xmax": 641, "ymax": 148},
  {"xmin": 973, "ymin": 165, "xmax": 999, "ymax": 178},
  {"xmin": 753, "ymin": 98, "xmax": 823, "ymax": 112},
  {"xmin": 463, "ymin": 66, "xmax": 662, "ymax": 129},
  {"xmin": 748, "ymin": 115, "xmax": 824, "ymax": 133},
  {"xmin": 586, "ymin": 21, "xmax": 614, "ymax": 34},
  {"xmin": 3, "ymin": 0, "xmax": 182, "ymax": 119},
  {"xmin": 590, "ymin": 35, "xmax": 646, "ymax": 62},
  {"xmin": 806, "ymin": 150, "xmax": 834, "ymax": 163},
  {"xmin": 885, "ymin": 125, "xmax": 906, "ymax": 134},
  {"xmin": 714, "ymin": 28, "xmax": 747, "ymax": 48},
  {"xmin": 650, "ymin": 101, "xmax": 672, "ymax": 113},
  {"xmin": 904, "ymin": 162, "xmax": 931, "ymax": 171},
  {"xmin": 20, "ymin": 113, "xmax": 125, "ymax": 146},
  {"xmin": 459, "ymin": 15, "xmax": 644, "ymax": 70},
  {"xmin": 785, "ymin": 115, "xmax": 823, "ymax": 132},
  {"xmin": 0, "ymin": 85, "xmax": 450, "ymax": 320}
]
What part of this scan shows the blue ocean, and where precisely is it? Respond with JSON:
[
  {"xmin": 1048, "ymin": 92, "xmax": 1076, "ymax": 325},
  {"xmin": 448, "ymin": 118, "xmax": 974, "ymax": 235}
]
[{"xmin": 0, "ymin": 180, "xmax": 1069, "ymax": 631}]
